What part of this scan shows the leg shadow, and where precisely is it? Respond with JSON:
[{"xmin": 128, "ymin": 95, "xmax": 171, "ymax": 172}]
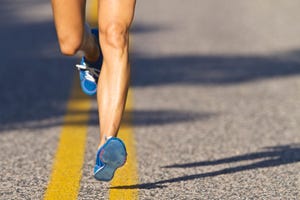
[{"xmin": 110, "ymin": 144, "xmax": 300, "ymax": 189}]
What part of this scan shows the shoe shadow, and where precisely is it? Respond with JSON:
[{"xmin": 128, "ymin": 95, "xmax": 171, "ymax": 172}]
[{"xmin": 110, "ymin": 144, "xmax": 300, "ymax": 189}]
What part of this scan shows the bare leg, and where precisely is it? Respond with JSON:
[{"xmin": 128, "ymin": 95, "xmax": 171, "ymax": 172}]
[
  {"xmin": 51, "ymin": 0, "xmax": 100, "ymax": 61},
  {"xmin": 97, "ymin": 0, "xmax": 136, "ymax": 147}
]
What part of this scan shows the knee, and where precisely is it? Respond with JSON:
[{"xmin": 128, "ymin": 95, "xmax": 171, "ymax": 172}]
[
  {"xmin": 57, "ymin": 33, "xmax": 83, "ymax": 56},
  {"xmin": 100, "ymin": 22, "xmax": 129, "ymax": 49}
]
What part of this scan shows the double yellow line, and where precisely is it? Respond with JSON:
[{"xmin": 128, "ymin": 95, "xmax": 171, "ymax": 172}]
[{"xmin": 44, "ymin": 1, "xmax": 138, "ymax": 199}]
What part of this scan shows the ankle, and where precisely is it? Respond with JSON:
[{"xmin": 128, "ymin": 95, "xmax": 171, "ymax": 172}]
[{"xmin": 98, "ymin": 135, "xmax": 114, "ymax": 149}]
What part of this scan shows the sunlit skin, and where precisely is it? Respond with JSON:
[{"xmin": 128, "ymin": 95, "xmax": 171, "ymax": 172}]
[{"xmin": 51, "ymin": 0, "xmax": 136, "ymax": 148}]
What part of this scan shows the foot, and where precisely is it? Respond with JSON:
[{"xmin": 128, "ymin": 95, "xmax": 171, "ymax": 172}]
[
  {"xmin": 75, "ymin": 29, "xmax": 103, "ymax": 96},
  {"xmin": 94, "ymin": 137, "xmax": 127, "ymax": 181}
]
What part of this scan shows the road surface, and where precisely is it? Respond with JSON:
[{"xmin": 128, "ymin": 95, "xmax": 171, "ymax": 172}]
[{"xmin": 0, "ymin": 0, "xmax": 299, "ymax": 199}]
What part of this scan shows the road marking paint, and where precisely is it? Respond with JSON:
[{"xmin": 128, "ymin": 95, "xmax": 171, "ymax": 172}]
[
  {"xmin": 109, "ymin": 89, "xmax": 139, "ymax": 200},
  {"xmin": 44, "ymin": 75, "xmax": 91, "ymax": 200},
  {"xmin": 86, "ymin": 0, "xmax": 98, "ymax": 27}
]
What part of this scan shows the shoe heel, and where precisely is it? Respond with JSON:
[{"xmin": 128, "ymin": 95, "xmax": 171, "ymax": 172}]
[{"xmin": 101, "ymin": 140, "xmax": 126, "ymax": 167}]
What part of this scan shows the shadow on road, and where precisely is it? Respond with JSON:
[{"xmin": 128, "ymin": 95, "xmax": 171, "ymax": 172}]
[
  {"xmin": 0, "ymin": 109, "xmax": 214, "ymax": 131},
  {"xmin": 2, "ymin": 38, "xmax": 300, "ymax": 130},
  {"xmin": 3, "ymin": 47, "xmax": 300, "ymax": 130},
  {"xmin": 132, "ymin": 54, "xmax": 300, "ymax": 87},
  {"xmin": 110, "ymin": 144, "xmax": 300, "ymax": 189}
]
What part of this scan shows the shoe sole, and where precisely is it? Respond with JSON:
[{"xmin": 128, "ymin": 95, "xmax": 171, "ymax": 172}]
[
  {"xmin": 94, "ymin": 139, "xmax": 127, "ymax": 181},
  {"xmin": 80, "ymin": 78, "xmax": 97, "ymax": 96}
]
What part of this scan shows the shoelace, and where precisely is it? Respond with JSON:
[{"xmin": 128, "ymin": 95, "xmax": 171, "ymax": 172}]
[{"xmin": 76, "ymin": 64, "xmax": 101, "ymax": 82}]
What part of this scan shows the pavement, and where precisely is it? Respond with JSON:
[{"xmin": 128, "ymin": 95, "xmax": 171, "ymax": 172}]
[{"xmin": 0, "ymin": 0, "xmax": 300, "ymax": 199}]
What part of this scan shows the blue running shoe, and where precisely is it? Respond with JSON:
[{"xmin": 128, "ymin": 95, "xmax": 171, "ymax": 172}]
[
  {"xmin": 94, "ymin": 137, "xmax": 127, "ymax": 181},
  {"xmin": 75, "ymin": 29, "xmax": 102, "ymax": 96}
]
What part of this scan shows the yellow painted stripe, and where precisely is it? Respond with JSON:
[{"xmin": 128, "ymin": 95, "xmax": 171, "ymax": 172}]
[
  {"xmin": 44, "ymin": 75, "xmax": 91, "ymax": 200},
  {"xmin": 86, "ymin": 0, "xmax": 98, "ymax": 27},
  {"xmin": 109, "ymin": 89, "xmax": 139, "ymax": 200}
]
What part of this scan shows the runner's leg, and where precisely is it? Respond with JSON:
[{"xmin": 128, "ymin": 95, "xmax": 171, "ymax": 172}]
[
  {"xmin": 97, "ymin": 0, "xmax": 136, "ymax": 147},
  {"xmin": 51, "ymin": 0, "xmax": 100, "ymax": 61}
]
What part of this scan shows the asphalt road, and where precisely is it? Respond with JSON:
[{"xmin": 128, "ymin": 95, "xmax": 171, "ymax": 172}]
[{"xmin": 1, "ymin": 0, "xmax": 300, "ymax": 199}]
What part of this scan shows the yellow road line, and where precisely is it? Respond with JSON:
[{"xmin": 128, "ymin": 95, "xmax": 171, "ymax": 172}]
[
  {"xmin": 86, "ymin": 0, "xmax": 98, "ymax": 27},
  {"xmin": 109, "ymin": 89, "xmax": 139, "ymax": 200},
  {"xmin": 44, "ymin": 75, "xmax": 91, "ymax": 200}
]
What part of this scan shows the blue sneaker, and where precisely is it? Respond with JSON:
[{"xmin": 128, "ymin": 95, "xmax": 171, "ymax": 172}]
[
  {"xmin": 75, "ymin": 29, "xmax": 102, "ymax": 96},
  {"xmin": 94, "ymin": 137, "xmax": 127, "ymax": 182}
]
